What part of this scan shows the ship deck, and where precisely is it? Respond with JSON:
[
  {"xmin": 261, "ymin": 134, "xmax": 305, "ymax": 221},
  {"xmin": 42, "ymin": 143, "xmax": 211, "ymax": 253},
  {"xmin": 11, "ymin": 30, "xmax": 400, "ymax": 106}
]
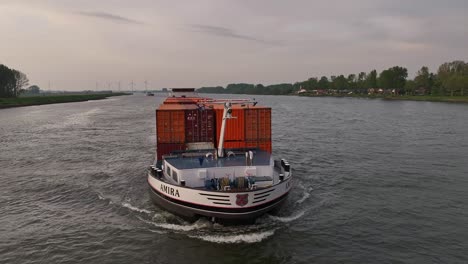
[{"xmin": 164, "ymin": 150, "xmax": 272, "ymax": 170}]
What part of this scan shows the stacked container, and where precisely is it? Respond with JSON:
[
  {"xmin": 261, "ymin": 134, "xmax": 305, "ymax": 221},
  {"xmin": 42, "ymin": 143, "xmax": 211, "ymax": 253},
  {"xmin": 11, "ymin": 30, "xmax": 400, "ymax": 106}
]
[
  {"xmin": 185, "ymin": 107, "xmax": 215, "ymax": 143},
  {"xmin": 244, "ymin": 107, "xmax": 272, "ymax": 153},
  {"xmin": 156, "ymin": 97, "xmax": 272, "ymax": 160},
  {"xmin": 213, "ymin": 105, "xmax": 271, "ymax": 153},
  {"xmin": 156, "ymin": 103, "xmax": 215, "ymax": 160}
]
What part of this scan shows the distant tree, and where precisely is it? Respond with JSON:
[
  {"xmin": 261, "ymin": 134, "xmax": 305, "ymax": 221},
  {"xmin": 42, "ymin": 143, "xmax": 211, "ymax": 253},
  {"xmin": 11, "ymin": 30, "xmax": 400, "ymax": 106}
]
[
  {"xmin": 443, "ymin": 74, "xmax": 468, "ymax": 96},
  {"xmin": 318, "ymin": 76, "xmax": 329, "ymax": 89},
  {"xmin": 326, "ymin": 76, "xmax": 334, "ymax": 90},
  {"xmin": 405, "ymin": 80, "xmax": 416, "ymax": 95},
  {"xmin": 266, "ymin": 83, "xmax": 293, "ymax": 95},
  {"xmin": 27, "ymin": 85, "xmax": 41, "ymax": 94},
  {"xmin": 303, "ymin": 77, "xmax": 319, "ymax": 90},
  {"xmin": 414, "ymin": 66, "xmax": 433, "ymax": 90},
  {"xmin": 13, "ymin": 70, "xmax": 29, "ymax": 96},
  {"xmin": 198, "ymin": 61, "xmax": 467, "ymax": 97},
  {"xmin": 0, "ymin": 64, "xmax": 17, "ymax": 98},
  {"xmin": 334, "ymin": 75, "xmax": 348, "ymax": 90},
  {"xmin": 347, "ymin": 74, "xmax": 356, "ymax": 90},
  {"xmin": 437, "ymin": 60, "xmax": 468, "ymax": 96},
  {"xmin": 378, "ymin": 69, "xmax": 392, "ymax": 89},
  {"xmin": 461, "ymin": 76, "xmax": 468, "ymax": 96},
  {"xmin": 254, "ymin": 84, "xmax": 267, "ymax": 94},
  {"xmin": 366, "ymin": 70, "xmax": 378, "ymax": 88},
  {"xmin": 378, "ymin": 66, "xmax": 408, "ymax": 90},
  {"xmin": 357, "ymin": 72, "xmax": 367, "ymax": 88},
  {"xmin": 198, "ymin": 86, "xmax": 225, "ymax": 93}
]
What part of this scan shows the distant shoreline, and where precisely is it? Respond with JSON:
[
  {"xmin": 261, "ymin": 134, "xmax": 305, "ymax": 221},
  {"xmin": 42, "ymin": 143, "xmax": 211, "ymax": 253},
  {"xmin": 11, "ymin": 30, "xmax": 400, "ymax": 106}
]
[
  {"xmin": 0, "ymin": 93, "xmax": 130, "ymax": 109},
  {"xmin": 297, "ymin": 94, "xmax": 468, "ymax": 103},
  {"xmin": 198, "ymin": 91, "xmax": 468, "ymax": 104}
]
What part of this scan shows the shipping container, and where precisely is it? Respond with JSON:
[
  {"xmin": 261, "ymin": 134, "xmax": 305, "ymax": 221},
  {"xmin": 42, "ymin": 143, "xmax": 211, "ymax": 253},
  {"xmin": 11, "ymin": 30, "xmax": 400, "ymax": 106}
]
[
  {"xmin": 223, "ymin": 141, "xmax": 243, "ymax": 149},
  {"xmin": 222, "ymin": 140, "xmax": 271, "ymax": 153},
  {"xmin": 156, "ymin": 109, "xmax": 185, "ymax": 143},
  {"xmin": 156, "ymin": 143, "xmax": 186, "ymax": 160},
  {"xmin": 258, "ymin": 141, "xmax": 272, "ymax": 153},
  {"xmin": 185, "ymin": 108, "xmax": 215, "ymax": 143},
  {"xmin": 245, "ymin": 108, "xmax": 271, "ymax": 141},
  {"xmin": 214, "ymin": 107, "xmax": 245, "ymax": 142},
  {"xmin": 156, "ymin": 99, "xmax": 272, "ymax": 157}
]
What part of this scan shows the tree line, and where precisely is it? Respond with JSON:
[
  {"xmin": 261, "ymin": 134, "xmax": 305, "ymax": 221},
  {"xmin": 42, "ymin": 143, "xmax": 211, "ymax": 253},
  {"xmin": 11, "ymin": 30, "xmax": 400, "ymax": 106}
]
[
  {"xmin": 198, "ymin": 83, "xmax": 294, "ymax": 95},
  {"xmin": 198, "ymin": 60, "xmax": 468, "ymax": 96},
  {"xmin": 0, "ymin": 64, "xmax": 30, "ymax": 98}
]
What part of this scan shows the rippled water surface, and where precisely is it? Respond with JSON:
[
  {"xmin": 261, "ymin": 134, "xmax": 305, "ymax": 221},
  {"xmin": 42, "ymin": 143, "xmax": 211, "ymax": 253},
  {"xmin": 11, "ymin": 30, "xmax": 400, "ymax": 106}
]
[{"xmin": 1, "ymin": 94, "xmax": 468, "ymax": 263}]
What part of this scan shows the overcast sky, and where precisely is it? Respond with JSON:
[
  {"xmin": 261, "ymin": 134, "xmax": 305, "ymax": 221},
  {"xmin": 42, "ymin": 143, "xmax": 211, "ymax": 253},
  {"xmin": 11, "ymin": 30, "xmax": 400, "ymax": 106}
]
[{"xmin": 1, "ymin": 0, "xmax": 467, "ymax": 90}]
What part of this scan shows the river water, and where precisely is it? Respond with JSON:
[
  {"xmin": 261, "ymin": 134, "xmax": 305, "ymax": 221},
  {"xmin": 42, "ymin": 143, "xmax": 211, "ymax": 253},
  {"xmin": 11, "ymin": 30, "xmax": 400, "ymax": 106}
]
[{"xmin": 1, "ymin": 94, "xmax": 467, "ymax": 263}]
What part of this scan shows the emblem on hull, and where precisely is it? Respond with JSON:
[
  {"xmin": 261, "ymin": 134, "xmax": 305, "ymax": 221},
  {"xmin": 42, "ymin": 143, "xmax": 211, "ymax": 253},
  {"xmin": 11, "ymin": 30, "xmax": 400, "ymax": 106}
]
[{"xmin": 236, "ymin": 194, "xmax": 249, "ymax": 206}]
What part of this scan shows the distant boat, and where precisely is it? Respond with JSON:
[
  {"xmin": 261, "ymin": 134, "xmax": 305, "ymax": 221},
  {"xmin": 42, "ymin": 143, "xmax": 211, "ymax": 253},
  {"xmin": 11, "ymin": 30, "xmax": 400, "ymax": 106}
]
[{"xmin": 146, "ymin": 92, "xmax": 154, "ymax": 96}]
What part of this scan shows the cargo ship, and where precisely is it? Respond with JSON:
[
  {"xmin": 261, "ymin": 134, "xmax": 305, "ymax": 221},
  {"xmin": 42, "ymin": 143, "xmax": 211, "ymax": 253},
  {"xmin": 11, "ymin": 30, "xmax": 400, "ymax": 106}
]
[{"xmin": 147, "ymin": 89, "xmax": 292, "ymax": 222}]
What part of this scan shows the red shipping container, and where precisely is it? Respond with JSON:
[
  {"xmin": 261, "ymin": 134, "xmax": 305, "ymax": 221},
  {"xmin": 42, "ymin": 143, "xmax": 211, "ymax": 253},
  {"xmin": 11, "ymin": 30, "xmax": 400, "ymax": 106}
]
[
  {"xmin": 258, "ymin": 141, "xmax": 272, "ymax": 153},
  {"xmin": 185, "ymin": 108, "xmax": 215, "ymax": 143},
  {"xmin": 245, "ymin": 108, "xmax": 271, "ymax": 141},
  {"xmin": 258, "ymin": 108, "xmax": 271, "ymax": 140},
  {"xmin": 245, "ymin": 141, "xmax": 259, "ymax": 149},
  {"xmin": 156, "ymin": 109, "xmax": 185, "ymax": 143}
]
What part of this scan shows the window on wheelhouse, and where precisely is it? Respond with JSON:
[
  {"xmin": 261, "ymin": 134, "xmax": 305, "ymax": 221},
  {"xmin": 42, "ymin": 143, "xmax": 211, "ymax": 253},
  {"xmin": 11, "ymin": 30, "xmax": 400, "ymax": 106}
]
[
  {"xmin": 166, "ymin": 165, "xmax": 171, "ymax": 178},
  {"xmin": 172, "ymin": 170, "xmax": 178, "ymax": 183}
]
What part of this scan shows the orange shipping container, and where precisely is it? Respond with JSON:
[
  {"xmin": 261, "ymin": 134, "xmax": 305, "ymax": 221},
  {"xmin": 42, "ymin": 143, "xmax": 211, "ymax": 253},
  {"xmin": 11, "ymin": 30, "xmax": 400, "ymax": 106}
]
[
  {"xmin": 223, "ymin": 141, "xmax": 243, "ymax": 149},
  {"xmin": 156, "ymin": 110, "xmax": 185, "ymax": 143},
  {"xmin": 223, "ymin": 140, "xmax": 271, "ymax": 153},
  {"xmin": 214, "ymin": 107, "xmax": 245, "ymax": 142},
  {"xmin": 242, "ymin": 140, "xmax": 272, "ymax": 153}
]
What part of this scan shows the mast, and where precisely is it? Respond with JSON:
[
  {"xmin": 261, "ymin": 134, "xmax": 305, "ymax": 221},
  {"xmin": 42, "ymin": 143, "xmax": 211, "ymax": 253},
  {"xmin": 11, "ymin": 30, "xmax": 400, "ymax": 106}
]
[
  {"xmin": 217, "ymin": 102, "xmax": 232, "ymax": 157},
  {"xmin": 216, "ymin": 99, "xmax": 257, "ymax": 157}
]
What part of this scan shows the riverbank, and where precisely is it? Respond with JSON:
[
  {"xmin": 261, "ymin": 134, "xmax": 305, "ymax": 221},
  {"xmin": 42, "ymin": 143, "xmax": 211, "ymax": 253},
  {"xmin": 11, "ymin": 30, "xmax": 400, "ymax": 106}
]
[
  {"xmin": 299, "ymin": 94, "xmax": 468, "ymax": 103},
  {"xmin": 0, "ymin": 93, "xmax": 130, "ymax": 108}
]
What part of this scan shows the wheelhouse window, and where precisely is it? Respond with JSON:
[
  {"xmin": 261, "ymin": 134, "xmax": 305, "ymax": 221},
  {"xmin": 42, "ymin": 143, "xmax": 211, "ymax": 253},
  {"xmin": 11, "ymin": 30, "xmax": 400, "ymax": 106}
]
[
  {"xmin": 166, "ymin": 165, "xmax": 171, "ymax": 177},
  {"xmin": 172, "ymin": 170, "xmax": 178, "ymax": 183}
]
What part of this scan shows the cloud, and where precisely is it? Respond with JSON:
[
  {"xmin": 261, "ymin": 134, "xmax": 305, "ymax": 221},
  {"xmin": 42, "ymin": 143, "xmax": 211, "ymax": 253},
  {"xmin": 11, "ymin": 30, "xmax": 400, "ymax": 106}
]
[
  {"xmin": 189, "ymin": 24, "xmax": 274, "ymax": 44},
  {"xmin": 76, "ymin": 11, "xmax": 144, "ymax": 25}
]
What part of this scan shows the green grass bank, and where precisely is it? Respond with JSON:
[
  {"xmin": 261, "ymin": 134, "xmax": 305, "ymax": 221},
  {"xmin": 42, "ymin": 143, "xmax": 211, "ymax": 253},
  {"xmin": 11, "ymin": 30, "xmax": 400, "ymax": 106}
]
[{"xmin": 0, "ymin": 93, "xmax": 130, "ymax": 108}]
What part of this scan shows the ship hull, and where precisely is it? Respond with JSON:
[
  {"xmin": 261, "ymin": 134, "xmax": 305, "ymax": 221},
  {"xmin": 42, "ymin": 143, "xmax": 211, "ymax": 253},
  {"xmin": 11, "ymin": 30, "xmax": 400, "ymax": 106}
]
[{"xmin": 147, "ymin": 173, "xmax": 292, "ymax": 222}]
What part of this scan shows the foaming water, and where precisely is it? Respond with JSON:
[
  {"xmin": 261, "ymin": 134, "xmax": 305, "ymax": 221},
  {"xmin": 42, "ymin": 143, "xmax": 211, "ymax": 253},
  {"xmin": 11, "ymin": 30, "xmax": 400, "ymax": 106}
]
[
  {"xmin": 148, "ymin": 229, "xmax": 167, "ymax": 234},
  {"xmin": 268, "ymin": 210, "xmax": 306, "ymax": 223},
  {"xmin": 296, "ymin": 192, "xmax": 310, "ymax": 204},
  {"xmin": 121, "ymin": 202, "xmax": 153, "ymax": 215},
  {"xmin": 295, "ymin": 184, "xmax": 312, "ymax": 205},
  {"xmin": 137, "ymin": 216, "xmax": 211, "ymax": 232},
  {"xmin": 190, "ymin": 229, "xmax": 277, "ymax": 244}
]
